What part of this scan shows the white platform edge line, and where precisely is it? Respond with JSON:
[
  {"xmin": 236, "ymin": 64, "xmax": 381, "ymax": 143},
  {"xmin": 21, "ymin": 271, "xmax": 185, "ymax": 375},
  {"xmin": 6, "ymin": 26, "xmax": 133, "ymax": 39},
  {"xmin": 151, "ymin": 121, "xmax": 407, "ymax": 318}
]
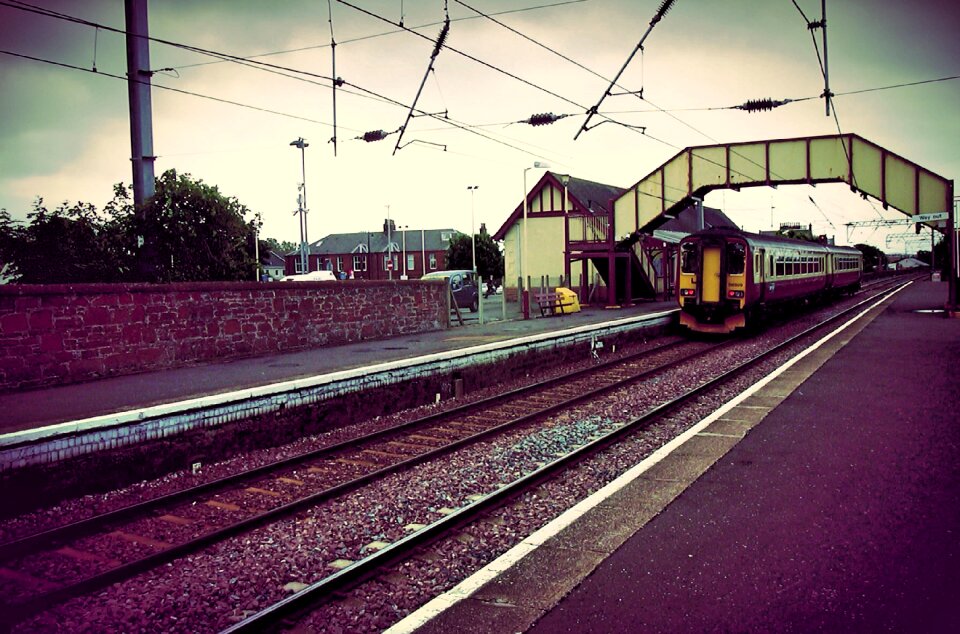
[{"xmin": 384, "ymin": 289, "xmax": 902, "ymax": 634}]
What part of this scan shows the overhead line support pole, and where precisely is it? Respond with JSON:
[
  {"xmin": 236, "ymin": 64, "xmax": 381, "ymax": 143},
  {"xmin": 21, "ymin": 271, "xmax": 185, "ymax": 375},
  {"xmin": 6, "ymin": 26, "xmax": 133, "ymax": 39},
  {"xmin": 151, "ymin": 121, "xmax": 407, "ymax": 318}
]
[
  {"xmin": 821, "ymin": 0, "xmax": 831, "ymax": 116},
  {"xmin": 125, "ymin": 0, "xmax": 156, "ymax": 279}
]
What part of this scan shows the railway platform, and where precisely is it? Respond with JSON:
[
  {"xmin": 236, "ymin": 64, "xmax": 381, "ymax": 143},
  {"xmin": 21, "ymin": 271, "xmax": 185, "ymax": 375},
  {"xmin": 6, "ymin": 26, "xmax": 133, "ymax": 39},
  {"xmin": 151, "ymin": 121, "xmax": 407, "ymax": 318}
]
[
  {"xmin": 394, "ymin": 279, "xmax": 960, "ymax": 633},
  {"xmin": 0, "ymin": 297, "xmax": 675, "ymax": 437}
]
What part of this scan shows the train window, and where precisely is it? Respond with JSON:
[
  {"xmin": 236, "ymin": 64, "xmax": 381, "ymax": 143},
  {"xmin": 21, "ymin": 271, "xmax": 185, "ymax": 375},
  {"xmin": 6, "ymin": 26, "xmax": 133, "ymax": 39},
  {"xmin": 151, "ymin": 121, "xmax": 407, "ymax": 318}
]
[
  {"xmin": 726, "ymin": 243, "xmax": 746, "ymax": 275},
  {"xmin": 775, "ymin": 257, "xmax": 784, "ymax": 276},
  {"xmin": 680, "ymin": 243, "xmax": 699, "ymax": 273}
]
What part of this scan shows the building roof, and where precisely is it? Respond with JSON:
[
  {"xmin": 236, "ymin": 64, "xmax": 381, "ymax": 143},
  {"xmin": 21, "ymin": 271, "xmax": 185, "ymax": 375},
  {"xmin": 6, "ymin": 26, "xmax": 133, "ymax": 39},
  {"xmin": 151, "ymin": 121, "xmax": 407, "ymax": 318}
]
[
  {"xmin": 288, "ymin": 228, "xmax": 463, "ymax": 256},
  {"xmin": 493, "ymin": 171, "xmax": 627, "ymax": 240},
  {"xmin": 560, "ymin": 174, "xmax": 627, "ymax": 215},
  {"xmin": 264, "ymin": 250, "xmax": 286, "ymax": 267}
]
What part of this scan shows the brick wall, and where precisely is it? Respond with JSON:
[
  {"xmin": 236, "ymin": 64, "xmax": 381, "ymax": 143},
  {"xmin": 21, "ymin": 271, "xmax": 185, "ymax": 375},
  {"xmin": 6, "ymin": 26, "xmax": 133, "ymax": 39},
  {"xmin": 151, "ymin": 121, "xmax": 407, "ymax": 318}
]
[{"xmin": 0, "ymin": 280, "xmax": 449, "ymax": 392}]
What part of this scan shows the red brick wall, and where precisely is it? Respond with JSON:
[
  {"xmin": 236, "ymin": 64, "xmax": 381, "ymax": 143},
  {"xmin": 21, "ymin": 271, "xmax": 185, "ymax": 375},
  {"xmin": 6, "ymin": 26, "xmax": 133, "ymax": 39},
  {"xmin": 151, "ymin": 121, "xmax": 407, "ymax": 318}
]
[{"xmin": 0, "ymin": 280, "xmax": 448, "ymax": 392}]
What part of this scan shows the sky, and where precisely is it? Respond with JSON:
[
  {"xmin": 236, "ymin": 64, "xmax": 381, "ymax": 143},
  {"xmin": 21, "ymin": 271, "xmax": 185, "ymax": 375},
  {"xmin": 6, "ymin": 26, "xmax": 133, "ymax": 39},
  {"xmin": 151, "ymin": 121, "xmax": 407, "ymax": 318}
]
[{"xmin": 1, "ymin": 0, "xmax": 958, "ymax": 255}]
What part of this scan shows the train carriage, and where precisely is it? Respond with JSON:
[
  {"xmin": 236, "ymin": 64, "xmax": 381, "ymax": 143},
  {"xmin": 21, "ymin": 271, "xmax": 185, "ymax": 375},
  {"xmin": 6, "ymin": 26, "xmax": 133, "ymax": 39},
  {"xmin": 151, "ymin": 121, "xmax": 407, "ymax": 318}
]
[{"xmin": 677, "ymin": 227, "xmax": 862, "ymax": 334}]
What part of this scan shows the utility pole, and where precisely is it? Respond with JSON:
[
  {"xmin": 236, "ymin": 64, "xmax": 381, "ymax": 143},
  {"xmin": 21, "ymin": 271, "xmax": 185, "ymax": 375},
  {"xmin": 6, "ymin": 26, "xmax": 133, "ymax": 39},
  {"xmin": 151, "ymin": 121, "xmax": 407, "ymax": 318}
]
[
  {"xmin": 125, "ymin": 0, "xmax": 156, "ymax": 279},
  {"xmin": 125, "ymin": 0, "xmax": 155, "ymax": 208},
  {"xmin": 821, "ymin": 0, "xmax": 832, "ymax": 116}
]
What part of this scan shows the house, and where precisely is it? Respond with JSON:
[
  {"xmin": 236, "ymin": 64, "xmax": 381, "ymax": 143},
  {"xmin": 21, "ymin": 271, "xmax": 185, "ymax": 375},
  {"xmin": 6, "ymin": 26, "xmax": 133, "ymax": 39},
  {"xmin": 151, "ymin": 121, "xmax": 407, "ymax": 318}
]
[
  {"xmin": 493, "ymin": 171, "xmax": 735, "ymax": 307},
  {"xmin": 284, "ymin": 219, "xmax": 462, "ymax": 280},
  {"xmin": 261, "ymin": 250, "xmax": 286, "ymax": 281}
]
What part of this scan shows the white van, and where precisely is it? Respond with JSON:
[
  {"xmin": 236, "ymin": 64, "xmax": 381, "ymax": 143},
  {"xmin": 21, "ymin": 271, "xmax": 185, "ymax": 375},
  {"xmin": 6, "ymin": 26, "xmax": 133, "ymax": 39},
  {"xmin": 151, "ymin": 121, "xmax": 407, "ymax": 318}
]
[{"xmin": 281, "ymin": 270, "xmax": 337, "ymax": 282}]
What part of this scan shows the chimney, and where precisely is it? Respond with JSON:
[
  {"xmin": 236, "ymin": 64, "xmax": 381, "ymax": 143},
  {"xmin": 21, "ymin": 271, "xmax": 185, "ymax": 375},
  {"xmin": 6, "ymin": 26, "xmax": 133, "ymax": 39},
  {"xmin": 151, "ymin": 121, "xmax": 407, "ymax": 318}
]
[{"xmin": 383, "ymin": 218, "xmax": 396, "ymax": 235}]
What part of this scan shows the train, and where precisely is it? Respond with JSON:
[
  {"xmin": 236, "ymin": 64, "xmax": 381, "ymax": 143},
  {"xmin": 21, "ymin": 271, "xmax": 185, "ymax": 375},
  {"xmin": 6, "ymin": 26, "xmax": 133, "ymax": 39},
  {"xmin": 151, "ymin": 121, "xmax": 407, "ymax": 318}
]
[{"xmin": 676, "ymin": 227, "xmax": 863, "ymax": 334}]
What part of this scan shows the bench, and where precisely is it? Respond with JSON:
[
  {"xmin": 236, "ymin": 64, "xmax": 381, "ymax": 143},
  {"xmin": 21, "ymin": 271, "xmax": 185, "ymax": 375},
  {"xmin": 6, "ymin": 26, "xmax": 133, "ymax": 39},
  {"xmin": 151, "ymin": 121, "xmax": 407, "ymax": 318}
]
[{"xmin": 534, "ymin": 291, "xmax": 575, "ymax": 317}]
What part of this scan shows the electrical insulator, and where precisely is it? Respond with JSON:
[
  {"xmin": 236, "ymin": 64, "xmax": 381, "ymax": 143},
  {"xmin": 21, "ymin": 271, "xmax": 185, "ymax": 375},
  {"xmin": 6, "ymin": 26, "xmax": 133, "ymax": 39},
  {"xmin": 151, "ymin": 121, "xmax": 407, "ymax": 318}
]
[
  {"xmin": 527, "ymin": 112, "xmax": 561, "ymax": 126},
  {"xmin": 736, "ymin": 98, "xmax": 791, "ymax": 113},
  {"xmin": 362, "ymin": 130, "xmax": 389, "ymax": 143}
]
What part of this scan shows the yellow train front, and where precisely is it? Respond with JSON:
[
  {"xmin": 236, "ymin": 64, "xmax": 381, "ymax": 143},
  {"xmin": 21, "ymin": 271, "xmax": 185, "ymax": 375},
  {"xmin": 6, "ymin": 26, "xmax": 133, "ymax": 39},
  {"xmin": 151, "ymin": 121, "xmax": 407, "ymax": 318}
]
[{"xmin": 677, "ymin": 228, "xmax": 862, "ymax": 334}]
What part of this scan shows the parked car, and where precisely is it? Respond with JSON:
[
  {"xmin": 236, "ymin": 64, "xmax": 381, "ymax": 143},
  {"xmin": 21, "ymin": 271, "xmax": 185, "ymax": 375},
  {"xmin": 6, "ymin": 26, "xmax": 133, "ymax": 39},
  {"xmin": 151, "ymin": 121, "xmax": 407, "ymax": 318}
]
[
  {"xmin": 422, "ymin": 269, "xmax": 480, "ymax": 312},
  {"xmin": 281, "ymin": 270, "xmax": 337, "ymax": 282}
]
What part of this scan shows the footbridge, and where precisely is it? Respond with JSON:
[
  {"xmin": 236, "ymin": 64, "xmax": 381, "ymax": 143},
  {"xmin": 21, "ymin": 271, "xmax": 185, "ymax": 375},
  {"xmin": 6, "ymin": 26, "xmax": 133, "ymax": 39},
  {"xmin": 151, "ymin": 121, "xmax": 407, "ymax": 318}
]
[{"xmin": 611, "ymin": 133, "xmax": 957, "ymax": 311}]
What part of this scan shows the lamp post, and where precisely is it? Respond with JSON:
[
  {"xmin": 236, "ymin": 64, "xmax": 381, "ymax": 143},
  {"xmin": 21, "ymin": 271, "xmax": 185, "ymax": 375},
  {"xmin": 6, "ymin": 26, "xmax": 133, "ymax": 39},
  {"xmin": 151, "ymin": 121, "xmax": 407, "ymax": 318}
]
[
  {"xmin": 556, "ymin": 174, "xmax": 570, "ymax": 286},
  {"xmin": 522, "ymin": 161, "xmax": 549, "ymax": 319},
  {"xmin": 290, "ymin": 137, "xmax": 309, "ymax": 273},
  {"xmin": 467, "ymin": 185, "xmax": 479, "ymax": 274},
  {"xmin": 400, "ymin": 224, "xmax": 409, "ymax": 279},
  {"xmin": 468, "ymin": 185, "xmax": 481, "ymax": 324},
  {"xmin": 386, "ymin": 204, "xmax": 393, "ymax": 280}
]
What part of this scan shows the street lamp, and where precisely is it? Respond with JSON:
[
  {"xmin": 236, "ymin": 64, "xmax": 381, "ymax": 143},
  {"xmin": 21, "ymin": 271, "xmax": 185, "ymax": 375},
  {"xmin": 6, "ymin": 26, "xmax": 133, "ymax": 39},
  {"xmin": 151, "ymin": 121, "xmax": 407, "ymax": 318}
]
[
  {"xmin": 522, "ymin": 161, "xmax": 549, "ymax": 319},
  {"xmin": 468, "ymin": 185, "xmax": 481, "ymax": 324},
  {"xmin": 290, "ymin": 137, "xmax": 309, "ymax": 273},
  {"xmin": 386, "ymin": 204, "xmax": 392, "ymax": 280},
  {"xmin": 556, "ymin": 174, "xmax": 570, "ymax": 284},
  {"xmin": 467, "ymin": 185, "xmax": 479, "ymax": 275},
  {"xmin": 400, "ymin": 224, "xmax": 409, "ymax": 279}
]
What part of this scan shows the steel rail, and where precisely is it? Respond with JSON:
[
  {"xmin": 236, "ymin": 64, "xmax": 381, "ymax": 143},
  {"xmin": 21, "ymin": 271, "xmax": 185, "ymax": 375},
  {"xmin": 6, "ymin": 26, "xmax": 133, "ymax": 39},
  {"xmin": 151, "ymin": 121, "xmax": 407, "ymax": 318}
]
[{"xmin": 1, "ymin": 339, "xmax": 721, "ymax": 626}]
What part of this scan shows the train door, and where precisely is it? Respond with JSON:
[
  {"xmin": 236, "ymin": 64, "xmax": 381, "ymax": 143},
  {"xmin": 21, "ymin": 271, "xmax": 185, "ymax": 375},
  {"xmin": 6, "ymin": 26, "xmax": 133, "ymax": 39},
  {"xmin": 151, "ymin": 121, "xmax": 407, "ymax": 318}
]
[
  {"xmin": 756, "ymin": 248, "xmax": 766, "ymax": 301},
  {"xmin": 702, "ymin": 245, "xmax": 722, "ymax": 302}
]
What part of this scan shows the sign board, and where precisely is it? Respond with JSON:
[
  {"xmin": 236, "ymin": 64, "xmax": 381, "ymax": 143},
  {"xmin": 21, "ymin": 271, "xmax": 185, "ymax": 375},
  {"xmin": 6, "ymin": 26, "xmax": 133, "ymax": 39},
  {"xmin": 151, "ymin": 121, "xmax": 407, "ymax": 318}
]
[{"xmin": 912, "ymin": 212, "xmax": 949, "ymax": 223}]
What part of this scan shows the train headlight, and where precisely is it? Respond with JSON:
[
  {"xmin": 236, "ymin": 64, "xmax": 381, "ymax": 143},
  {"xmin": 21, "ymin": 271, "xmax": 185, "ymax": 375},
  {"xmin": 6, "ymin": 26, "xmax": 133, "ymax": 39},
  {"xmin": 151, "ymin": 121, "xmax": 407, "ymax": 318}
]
[
  {"xmin": 727, "ymin": 290, "xmax": 744, "ymax": 299},
  {"xmin": 680, "ymin": 289, "xmax": 696, "ymax": 297}
]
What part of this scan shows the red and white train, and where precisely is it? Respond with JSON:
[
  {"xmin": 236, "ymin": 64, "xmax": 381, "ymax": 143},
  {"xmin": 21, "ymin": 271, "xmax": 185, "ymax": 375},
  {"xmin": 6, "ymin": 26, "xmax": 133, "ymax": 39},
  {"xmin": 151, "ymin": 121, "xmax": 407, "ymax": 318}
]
[{"xmin": 677, "ymin": 227, "xmax": 863, "ymax": 334}]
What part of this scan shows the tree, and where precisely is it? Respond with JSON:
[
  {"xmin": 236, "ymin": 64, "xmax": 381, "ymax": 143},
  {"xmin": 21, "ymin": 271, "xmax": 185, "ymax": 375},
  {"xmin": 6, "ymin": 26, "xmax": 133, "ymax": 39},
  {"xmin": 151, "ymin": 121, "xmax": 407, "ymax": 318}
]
[
  {"xmin": 263, "ymin": 237, "xmax": 297, "ymax": 256},
  {"xmin": 124, "ymin": 170, "xmax": 258, "ymax": 282},
  {"xmin": 0, "ymin": 198, "xmax": 129, "ymax": 284},
  {"xmin": 854, "ymin": 243, "xmax": 887, "ymax": 273},
  {"xmin": 2, "ymin": 171, "xmax": 260, "ymax": 284},
  {"xmin": 445, "ymin": 232, "xmax": 504, "ymax": 282}
]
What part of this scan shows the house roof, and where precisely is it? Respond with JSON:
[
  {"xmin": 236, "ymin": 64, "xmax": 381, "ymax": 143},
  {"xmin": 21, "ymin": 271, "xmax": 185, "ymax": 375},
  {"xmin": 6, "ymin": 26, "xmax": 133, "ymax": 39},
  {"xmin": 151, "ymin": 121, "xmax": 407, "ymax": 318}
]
[
  {"xmin": 286, "ymin": 228, "xmax": 463, "ymax": 256},
  {"xmin": 493, "ymin": 171, "xmax": 627, "ymax": 240},
  {"xmin": 264, "ymin": 250, "xmax": 286, "ymax": 267}
]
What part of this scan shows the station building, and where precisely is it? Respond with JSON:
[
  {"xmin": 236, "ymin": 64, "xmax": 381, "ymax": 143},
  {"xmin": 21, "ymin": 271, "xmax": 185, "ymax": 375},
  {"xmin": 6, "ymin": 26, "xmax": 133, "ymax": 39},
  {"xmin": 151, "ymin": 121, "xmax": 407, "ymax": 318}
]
[{"xmin": 494, "ymin": 171, "xmax": 733, "ymax": 307}]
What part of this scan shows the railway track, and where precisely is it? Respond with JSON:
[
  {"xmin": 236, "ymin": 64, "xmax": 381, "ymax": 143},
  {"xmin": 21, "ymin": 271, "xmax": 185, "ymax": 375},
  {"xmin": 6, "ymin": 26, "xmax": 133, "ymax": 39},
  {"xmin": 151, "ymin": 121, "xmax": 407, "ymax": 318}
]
[
  {"xmin": 0, "ymin": 336, "xmax": 731, "ymax": 627},
  {"xmin": 221, "ymin": 279, "xmax": 911, "ymax": 633}
]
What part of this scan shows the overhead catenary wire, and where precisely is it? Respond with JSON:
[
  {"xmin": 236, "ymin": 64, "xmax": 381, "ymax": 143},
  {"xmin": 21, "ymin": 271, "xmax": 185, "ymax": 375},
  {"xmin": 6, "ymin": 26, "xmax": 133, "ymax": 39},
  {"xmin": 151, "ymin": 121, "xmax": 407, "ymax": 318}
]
[
  {"xmin": 448, "ymin": 0, "xmax": 813, "ymax": 204},
  {"xmin": 392, "ymin": 6, "xmax": 450, "ymax": 155},
  {"xmin": 334, "ymin": 0, "xmax": 646, "ymax": 141},
  {"xmin": 2, "ymin": 0, "xmax": 639, "ymax": 160},
  {"xmin": 0, "ymin": 48, "xmax": 344, "ymax": 129},
  {"xmin": 0, "ymin": 0, "xmax": 591, "ymax": 164},
  {"xmin": 0, "ymin": 0, "xmax": 558, "ymax": 161},
  {"xmin": 166, "ymin": 0, "xmax": 589, "ymax": 71},
  {"xmin": 574, "ymin": 0, "xmax": 677, "ymax": 140}
]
